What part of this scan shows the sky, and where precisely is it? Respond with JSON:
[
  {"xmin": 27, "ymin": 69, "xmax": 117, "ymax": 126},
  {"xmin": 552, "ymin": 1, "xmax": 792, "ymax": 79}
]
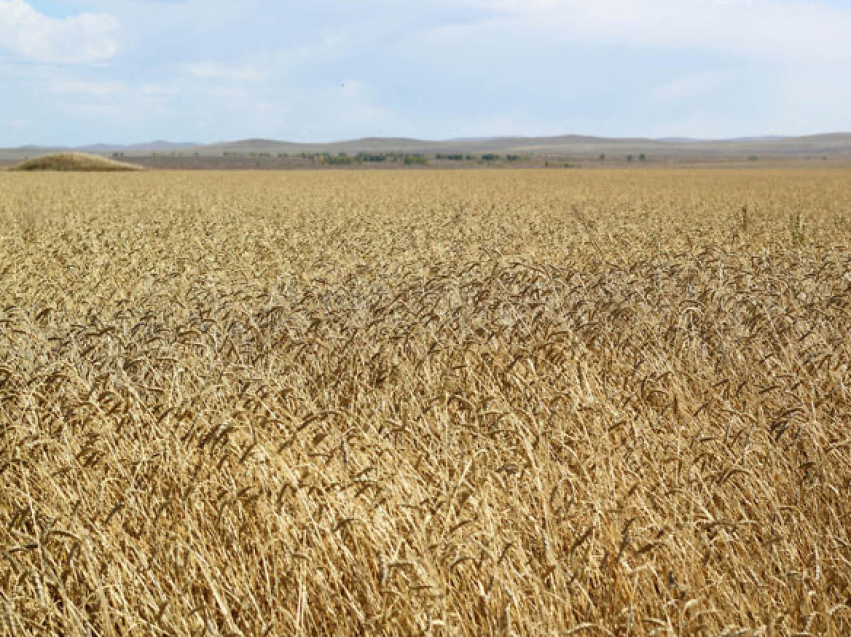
[{"xmin": 1, "ymin": 0, "xmax": 850, "ymax": 146}]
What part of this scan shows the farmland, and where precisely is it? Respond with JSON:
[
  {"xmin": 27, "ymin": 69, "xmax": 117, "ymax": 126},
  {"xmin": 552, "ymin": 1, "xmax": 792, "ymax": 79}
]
[{"xmin": 1, "ymin": 169, "xmax": 850, "ymax": 635}]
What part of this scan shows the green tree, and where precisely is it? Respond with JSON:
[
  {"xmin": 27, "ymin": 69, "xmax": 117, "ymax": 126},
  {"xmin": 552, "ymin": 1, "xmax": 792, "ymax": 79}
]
[{"xmin": 403, "ymin": 154, "xmax": 429, "ymax": 166}]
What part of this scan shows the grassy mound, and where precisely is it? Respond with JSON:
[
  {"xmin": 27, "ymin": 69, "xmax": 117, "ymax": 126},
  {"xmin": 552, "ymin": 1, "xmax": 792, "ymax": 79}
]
[{"xmin": 10, "ymin": 152, "xmax": 143, "ymax": 172}]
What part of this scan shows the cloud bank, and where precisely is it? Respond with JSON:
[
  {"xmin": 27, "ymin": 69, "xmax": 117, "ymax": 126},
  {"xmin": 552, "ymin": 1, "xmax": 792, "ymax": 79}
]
[{"xmin": 450, "ymin": 0, "xmax": 851, "ymax": 63}]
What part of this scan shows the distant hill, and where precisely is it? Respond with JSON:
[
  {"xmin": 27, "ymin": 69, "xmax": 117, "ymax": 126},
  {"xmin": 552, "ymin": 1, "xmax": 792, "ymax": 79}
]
[
  {"xmin": 0, "ymin": 141, "xmax": 199, "ymax": 160},
  {"xmin": 190, "ymin": 133, "xmax": 851, "ymax": 158},
  {"xmin": 2, "ymin": 133, "xmax": 851, "ymax": 162},
  {"xmin": 726, "ymin": 135, "xmax": 789, "ymax": 142},
  {"xmin": 79, "ymin": 141, "xmax": 198, "ymax": 153}
]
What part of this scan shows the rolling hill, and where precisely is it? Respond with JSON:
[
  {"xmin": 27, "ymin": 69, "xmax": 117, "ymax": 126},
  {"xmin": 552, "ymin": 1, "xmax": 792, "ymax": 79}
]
[{"xmin": 2, "ymin": 133, "xmax": 851, "ymax": 162}]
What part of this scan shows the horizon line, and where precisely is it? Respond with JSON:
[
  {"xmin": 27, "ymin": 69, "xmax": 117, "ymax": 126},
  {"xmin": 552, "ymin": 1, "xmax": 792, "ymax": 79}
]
[{"xmin": 6, "ymin": 130, "xmax": 851, "ymax": 150}]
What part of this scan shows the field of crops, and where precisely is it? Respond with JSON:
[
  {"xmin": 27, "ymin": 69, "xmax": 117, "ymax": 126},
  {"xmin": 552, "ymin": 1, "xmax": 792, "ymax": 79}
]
[{"xmin": 1, "ymin": 169, "xmax": 849, "ymax": 635}]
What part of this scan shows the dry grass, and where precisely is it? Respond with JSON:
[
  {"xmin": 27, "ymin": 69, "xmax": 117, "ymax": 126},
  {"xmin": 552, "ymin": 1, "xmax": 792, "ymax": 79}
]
[
  {"xmin": 0, "ymin": 169, "xmax": 849, "ymax": 636},
  {"xmin": 8, "ymin": 152, "xmax": 142, "ymax": 172}
]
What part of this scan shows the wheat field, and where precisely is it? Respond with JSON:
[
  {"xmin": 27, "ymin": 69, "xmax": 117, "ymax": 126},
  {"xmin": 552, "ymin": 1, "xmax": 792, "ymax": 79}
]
[{"xmin": 1, "ymin": 169, "xmax": 849, "ymax": 636}]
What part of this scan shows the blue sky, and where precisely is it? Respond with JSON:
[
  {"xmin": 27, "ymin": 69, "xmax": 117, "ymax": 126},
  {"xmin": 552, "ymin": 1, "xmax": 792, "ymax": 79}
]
[{"xmin": 1, "ymin": 0, "xmax": 850, "ymax": 146}]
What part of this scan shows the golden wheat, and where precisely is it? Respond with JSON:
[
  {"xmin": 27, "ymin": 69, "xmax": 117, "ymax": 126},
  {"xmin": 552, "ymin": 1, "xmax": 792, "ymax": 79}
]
[{"xmin": 0, "ymin": 169, "xmax": 849, "ymax": 636}]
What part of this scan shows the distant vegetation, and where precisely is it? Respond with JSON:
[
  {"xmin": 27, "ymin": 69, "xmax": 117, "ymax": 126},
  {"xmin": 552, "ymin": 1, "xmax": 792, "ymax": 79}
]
[
  {"xmin": 209, "ymin": 151, "xmax": 540, "ymax": 167},
  {"xmin": 9, "ymin": 153, "xmax": 142, "ymax": 172},
  {"xmin": 402, "ymin": 154, "xmax": 428, "ymax": 166}
]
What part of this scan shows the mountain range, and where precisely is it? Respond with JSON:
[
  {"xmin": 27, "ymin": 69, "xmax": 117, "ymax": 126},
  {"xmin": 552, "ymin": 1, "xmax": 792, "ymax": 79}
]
[{"xmin": 2, "ymin": 133, "xmax": 851, "ymax": 161}]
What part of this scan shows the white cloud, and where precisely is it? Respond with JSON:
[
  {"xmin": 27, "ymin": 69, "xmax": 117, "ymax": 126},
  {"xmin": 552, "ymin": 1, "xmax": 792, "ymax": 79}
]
[
  {"xmin": 0, "ymin": 0, "xmax": 119, "ymax": 63},
  {"xmin": 651, "ymin": 72, "xmax": 731, "ymax": 102},
  {"xmin": 47, "ymin": 79, "xmax": 126, "ymax": 98},
  {"xmin": 448, "ymin": 0, "xmax": 851, "ymax": 63},
  {"xmin": 183, "ymin": 61, "xmax": 267, "ymax": 82}
]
